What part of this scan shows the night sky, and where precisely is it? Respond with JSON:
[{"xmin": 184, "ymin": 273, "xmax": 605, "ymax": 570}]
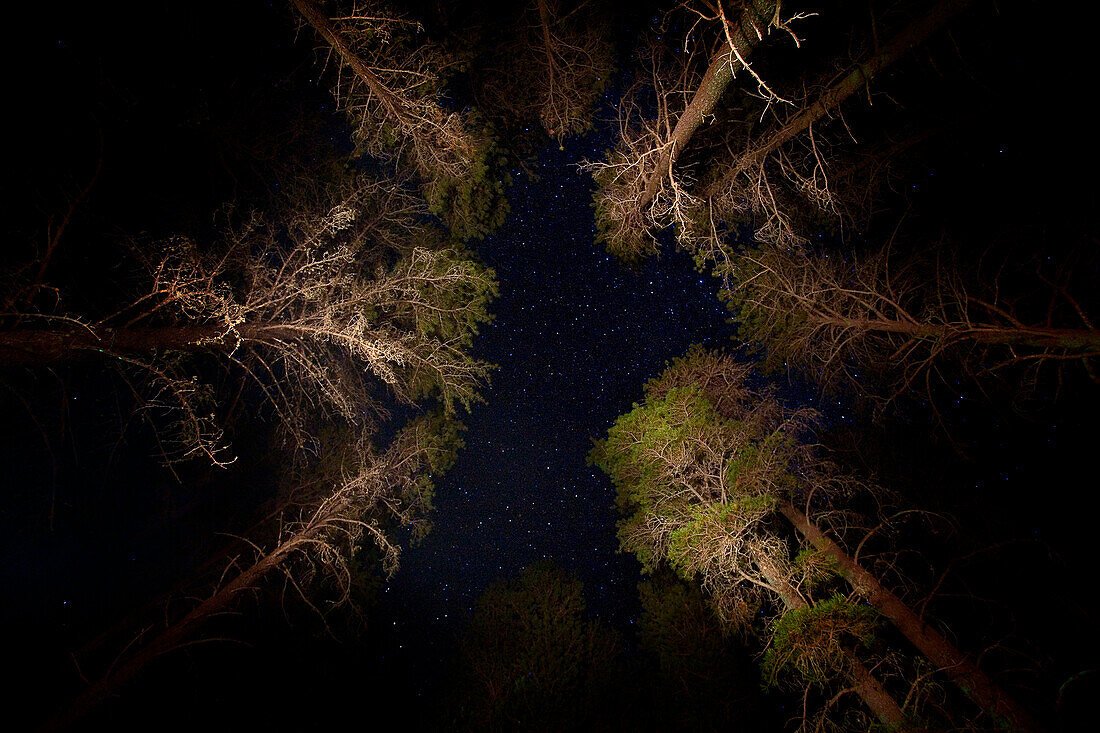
[
  {"xmin": 380, "ymin": 137, "xmax": 733, "ymax": 672},
  {"xmin": 4, "ymin": 0, "xmax": 1100, "ymax": 729}
]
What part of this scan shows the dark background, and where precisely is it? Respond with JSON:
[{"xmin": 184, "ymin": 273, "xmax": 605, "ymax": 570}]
[{"xmin": 3, "ymin": 0, "xmax": 1098, "ymax": 729}]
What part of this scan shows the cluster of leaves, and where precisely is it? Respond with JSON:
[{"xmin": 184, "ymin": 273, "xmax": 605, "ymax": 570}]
[
  {"xmin": 761, "ymin": 594, "xmax": 880, "ymax": 688},
  {"xmin": 424, "ymin": 128, "xmax": 512, "ymax": 242}
]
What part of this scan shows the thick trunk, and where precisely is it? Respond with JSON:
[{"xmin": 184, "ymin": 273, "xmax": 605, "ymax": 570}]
[
  {"xmin": 42, "ymin": 493, "xmax": 350, "ymax": 731},
  {"xmin": 0, "ymin": 324, "xmax": 302, "ymax": 366},
  {"xmin": 754, "ymin": 544, "xmax": 910, "ymax": 730},
  {"xmin": 636, "ymin": 0, "xmax": 778, "ymax": 210},
  {"xmin": 43, "ymin": 546, "xmax": 287, "ymax": 731},
  {"xmin": 289, "ymin": 0, "xmax": 410, "ymax": 122},
  {"xmin": 779, "ymin": 500, "xmax": 1041, "ymax": 732},
  {"xmin": 706, "ymin": 0, "xmax": 971, "ymax": 199}
]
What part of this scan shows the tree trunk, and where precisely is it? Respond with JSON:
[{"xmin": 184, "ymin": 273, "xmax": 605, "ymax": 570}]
[
  {"xmin": 815, "ymin": 316, "xmax": 1100, "ymax": 353},
  {"xmin": 636, "ymin": 0, "xmax": 778, "ymax": 210},
  {"xmin": 41, "ymin": 489, "xmax": 355, "ymax": 731},
  {"xmin": 779, "ymin": 500, "xmax": 1042, "ymax": 732},
  {"xmin": 706, "ymin": 0, "xmax": 972, "ymax": 199},
  {"xmin": 42, "ymin": 544, "xmax": 290, "ymax": 731},
  {"xmin": 289, "ymin": 0, "xmax": 411, "ymax": 122},
  {"xmin": 754, "ymin": 544, "xmax": 911, "ymax": 730},
  {"xmin": 0, "ymin": 324, "xmax": 304, "ymax": 366}
]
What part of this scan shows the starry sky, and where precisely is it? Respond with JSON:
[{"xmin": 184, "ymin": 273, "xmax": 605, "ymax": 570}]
[{"xmin": 378, "ymin": 135, "xmax": 734, "ymax": 682}]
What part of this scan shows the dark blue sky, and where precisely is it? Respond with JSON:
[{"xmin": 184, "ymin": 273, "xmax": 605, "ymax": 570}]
[{"xmin": 378, "ymin": 134, "xmax": 734, "ymax": 675}]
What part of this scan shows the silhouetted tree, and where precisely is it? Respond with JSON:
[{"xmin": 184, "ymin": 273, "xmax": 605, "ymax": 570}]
[
  {"xmin": 721, "ymin": 241, "xmax": 1099, "ymax": 404},
  {"xmin": 475, "ymin": 0, "xmax": 613, "ymax": 146},
  {"xmin": 449, "ymin": 561, "xmax": 622, "ymax": 731},
  {"xmin": 46, "ymin": 413, "xmax": 461, "ymax": 730},
  {"xmin": 637, "ymin": 573, "xmax": 766, "ymax": 730}
]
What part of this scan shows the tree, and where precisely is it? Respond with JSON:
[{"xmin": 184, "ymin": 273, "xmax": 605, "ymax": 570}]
[
  {"xmin": 720, "ymin": 240, "xmax": 1100, "ymax": 405},
  {"xmin": 698, "ymin": 0, "xmax": 974, "ymax": 250},
  {"xmin": 473, "ymin": 0, "xmax": 613, "ymax": 146},
  {"xmin": 636, "ymin": 573, "xmax": 767, "ymax": 730},
  {"xmin": 449, "ymin": 561, "xmax": 622, "ymax": 731},
  {"xmin": 45, "ymin": 413, "xmax": 461, "ymax": 730},
  {"xmin": 289, "ymin": 0, "xmax": 510, "ymax": 240},
  {"xmin": 584, "ymin": 0, "xmax": 795, "ymax": 260},
  {"xmin": 590, "ymin": 355, "xmax": 909, "ymax": 729},
  {"xmin": 592, "ymin": 345, "xmax": 1041, "ymax": 731},
  {"xmin": 1, "ymin": 177, "xmax": 497, "ymax": 466}
]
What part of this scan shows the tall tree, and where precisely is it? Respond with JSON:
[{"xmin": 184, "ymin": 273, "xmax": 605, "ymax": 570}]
[
  {"xmin": 448, "ymin": 561, "xmax": 622, "ymax": 731},
  {"xmin": 721, "ymin": 241, "xmax": 1099, "ymax": 404},
  {"xmin": 584, "ymin": 0, "xmax": 795, "ymax": 260},
  {"xmin": 592, "ymin": 346, "xmax": 1041, "ymax": 731},
  {"xmin": 591, "ymin": 356, "xmax": 909, "ymax": 729},
  {"xmin": 45, "ymin": 413, "xmax": 461, "ymax": 730},
  {"xmin": 636, "ymin": 574, "xmax": 766, "ymax": 730},
  {"xmin": 699, "ymin": 0, "xmax": 974, "ymax": 250},
  {"xmin": 289, "ymin": 0, "xmax": 509, "ymax": 240},
  {"xmin": 1, "ymin": 177, "xmax": 497, "ymax": 466},
  {"xmin": 473, "ymin": 0, "xmax": 613, "ymax": 146}
]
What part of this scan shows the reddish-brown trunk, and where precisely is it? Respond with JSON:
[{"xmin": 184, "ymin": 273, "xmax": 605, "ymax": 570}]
[
  {"xmin": 706, "ymin": 0, "xmax": 972, "ymax": 199},
  {"xmin": 816, "ymin": 316, "xmax": 1100, "ymax": 352},
  {"xmin": 636, "ymin": 0, "xmax": 778, "ymax": 210},
  {"xmin": 289, "ymin": 0, "xmax": 410, "ymax": 122},
  {"xmin": 779, "ymin": 500, "xmax": 1041, "ymax": 732},
  {"xmin": 42, "ymin": 493, "xmax": 350, "ymax": 731},
  {"xmin": 754, "ymin": 543, "xmax": 910, "ymax": 729},
  {"xmin": 43, "ymin": 548, "xmax": 284, "ymax": 731}
]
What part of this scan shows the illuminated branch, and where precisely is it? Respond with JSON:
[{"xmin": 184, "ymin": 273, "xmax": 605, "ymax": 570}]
[
  {"xmin": 290, "ymin": 0, "xmax": 508, "ymax": 240},
  {"xmin": 45, "ymin": 415, "xmax": 459, "ymax": 731},
  {"xmin": 780, "ymin": 499, "xmax": 1042, "ymax": 732},
  {"xmin": 637, "ymin": 0, "xmax": 781, "ymax": 211},
  {"xmin": 722, "ymin": 242, "xmax": 1100, "ymax": 404},
  {"xmin": 594, "ymin": 346, "xmax": 1039, "ymax": 729},
  {"xmin": 290, "ymin": 0, "xmax": 477, "ymax": 180},
  {"xmin": 584, "ymin": 0, "xmax": 797, "ymax": 260},
  {"xmin": 1, "ymin": 182, "xmax": 497, "ymax": 464},
  {"xmin": 705, "ymin": 0, "xmax": 972, "ymax": 204}
]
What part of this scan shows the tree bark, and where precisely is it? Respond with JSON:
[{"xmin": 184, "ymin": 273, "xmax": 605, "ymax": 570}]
[
  {"xmin": 754, "ymin": 544, "xmax": 911, "ymax": 730},
  {"xmin": 636, "ymin": 0, "xmax": 778, "ymax": 210},
  {"xmin": 289, "ymin": 0, "xmax": 411, "ymax": 123},
  {"xmin": 815, "ymin": 317, "xmax": 1100, "ymax": 352},
  {"xmin": 779, "ymin": 500, "xmax": 1042, "ymax": 732},
  {"xmin": 705, "ymin": 0, "xmax": 972, "ymax": 199}
]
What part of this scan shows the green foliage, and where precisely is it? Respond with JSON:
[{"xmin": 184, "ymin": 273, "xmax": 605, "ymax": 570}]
[
  {"xmin": 794, "ymin": 547, "xmax": 840, "ymax": 592},
  {"xmin": 593, "ymin": 385, "xmax": 717, "ymax": 505},
  {"xmin": 761, "ymin": 594, "xmax": 880, "ymax": 688},
  {"xmin": 665, "ymin": 497, "xmax": 777, "ymax": 579},
  {"xmin": 591, "ymin": 349, "xmax": 804, "ymax": 576},
  {"xmin": 383, "ymin": 242, "xmax": 499, "ymax": 347},
  {"xmin": 426, "ymin": 131, "xmax": 511, "ymax": 242},
  {"xmin": 392, "ymin": 411, "xmax": 465, "ymax": 542}
]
